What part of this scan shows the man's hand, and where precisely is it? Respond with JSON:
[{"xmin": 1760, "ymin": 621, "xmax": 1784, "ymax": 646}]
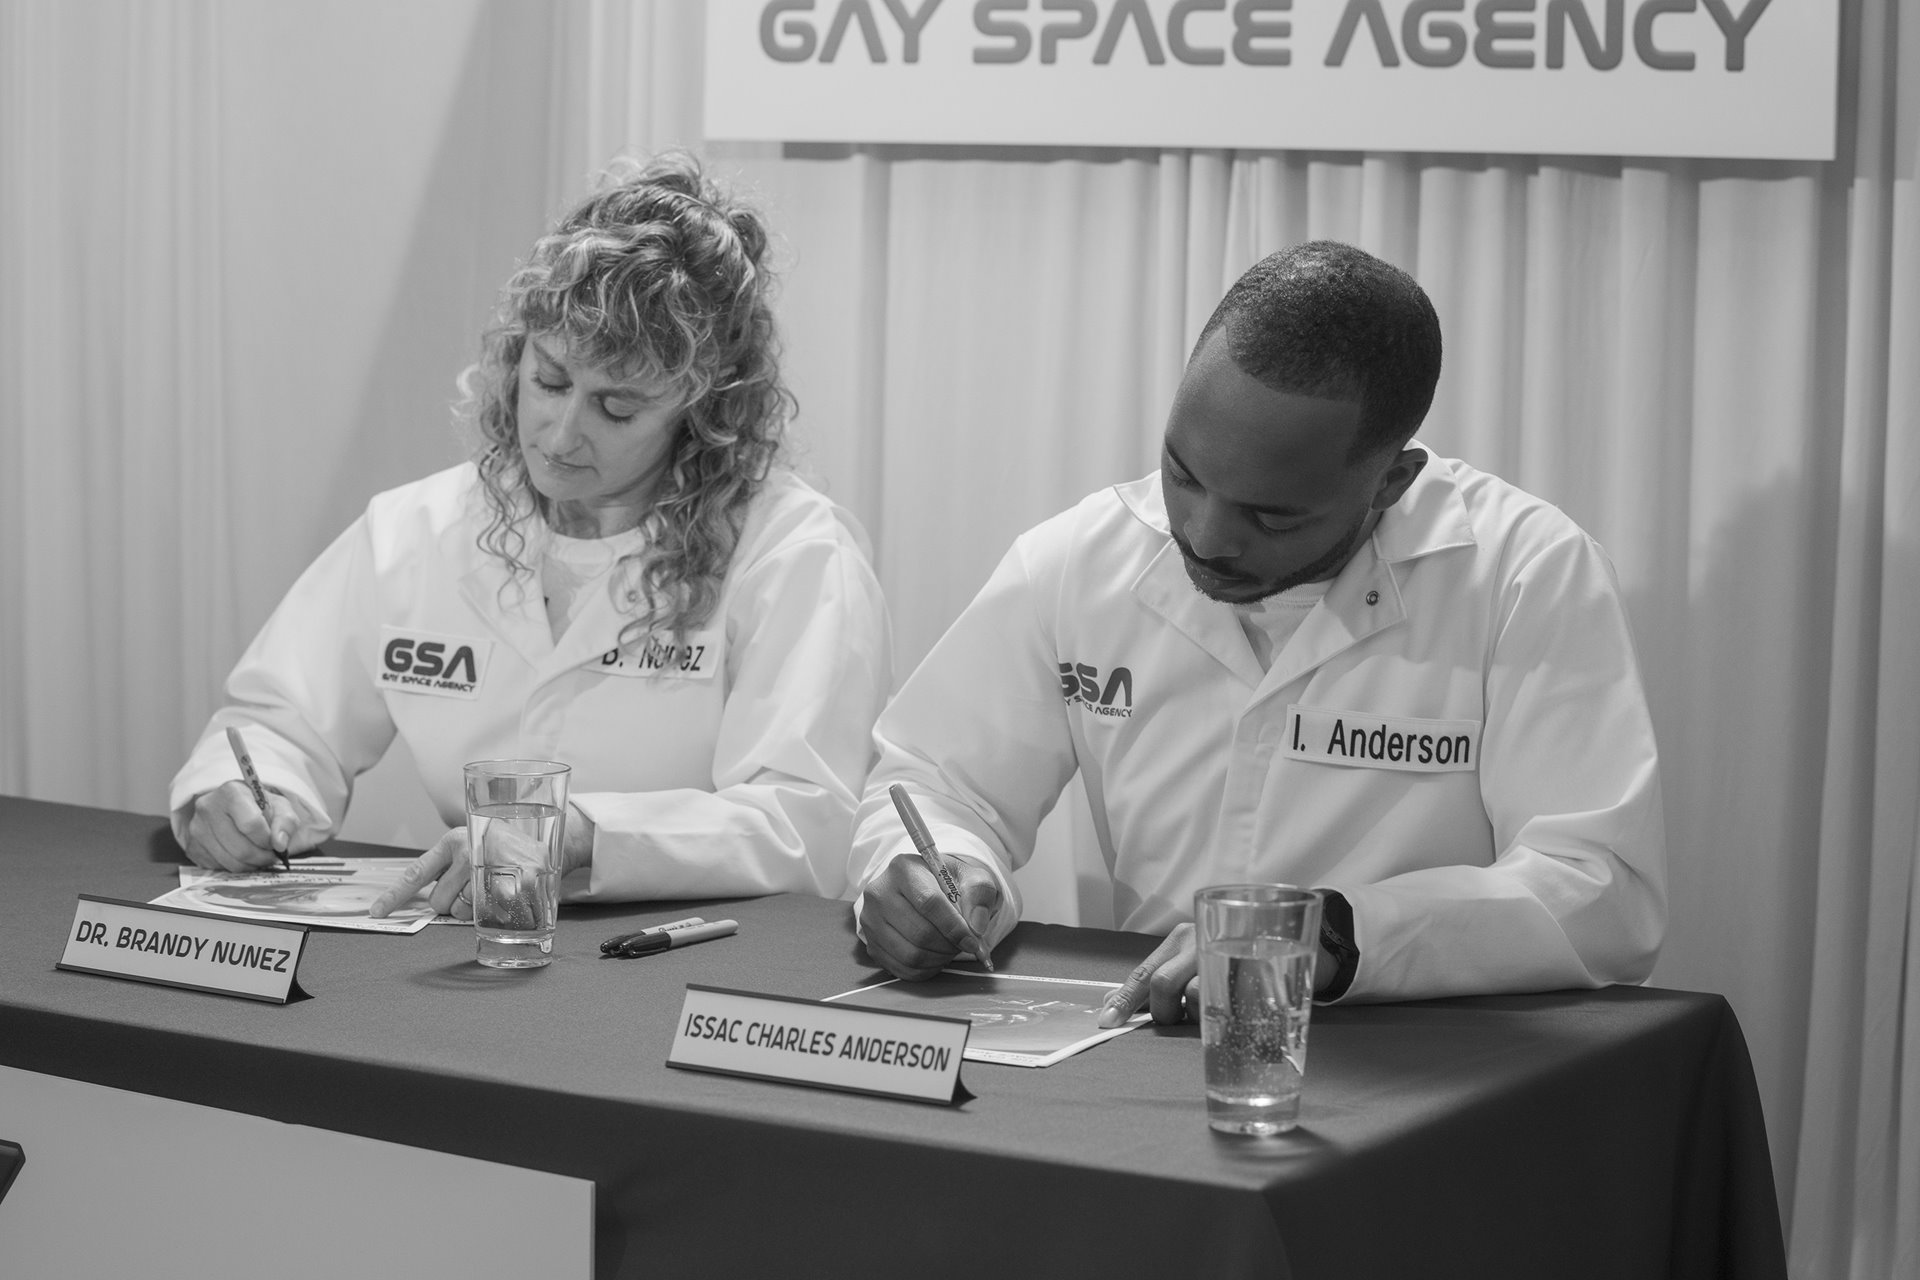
[
  {"xmin": 1099, "ymin": 926, "xmax": 1344, "ymax": 1027},
  {"xmin": 181, "ymin": 782, "xmax": 307, "ymax": 872},
  {"xmin": 857, "ymin": 851, "xmax": 1001, "ymax": 980},
  {"xmin": 1099, "ymin": 923, "xmax": 1200, "ymax": 1027}
]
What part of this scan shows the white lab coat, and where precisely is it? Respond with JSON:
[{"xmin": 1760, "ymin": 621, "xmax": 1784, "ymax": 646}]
[
  {"xmin": 172, "ymin": 463, "xmax": 891, "ymax": 901},
  {"xmin": 850, "ymin": 447, "xmax": 1665, "ymax": 1002}
]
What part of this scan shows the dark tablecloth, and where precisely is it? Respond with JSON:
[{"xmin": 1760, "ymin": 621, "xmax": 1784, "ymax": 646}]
[{"xmin": 0, "ymin": 797, "xmax": 1786, "ymax": 1279}]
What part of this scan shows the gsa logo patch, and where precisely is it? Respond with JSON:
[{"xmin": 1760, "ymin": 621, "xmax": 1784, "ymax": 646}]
[
  {"xmin": 377, "ymin": 627, "xmax": 491, "ymax": 700},
  {"xmin": 1059, "ymin": 660, "xmax": 1133, "ymax": 719}
]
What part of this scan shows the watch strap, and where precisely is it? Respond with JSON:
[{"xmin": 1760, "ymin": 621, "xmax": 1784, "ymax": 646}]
[{"xmin": 1319, "ymin": 889, "xmax": 1358, "ymax": 1001}]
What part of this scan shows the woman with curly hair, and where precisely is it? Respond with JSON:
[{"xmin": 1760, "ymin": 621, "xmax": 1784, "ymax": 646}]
[{"xmin": 168, "ymin": 153, "xmax": 891, "ymax": 915}]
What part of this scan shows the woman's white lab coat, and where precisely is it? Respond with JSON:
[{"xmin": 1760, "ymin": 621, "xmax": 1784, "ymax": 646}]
[
  {"xmin": 851, "ymin": 448, "xmax": 1665, "ymax": 1002},
  {"xmin": 173, "ymin": 464, "xmax": 890, "ymax": 901}
]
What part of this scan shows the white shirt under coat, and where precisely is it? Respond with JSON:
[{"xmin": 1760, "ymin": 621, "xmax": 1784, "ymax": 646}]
[
  {"xmin": 172, "ymin": 463, "xmax": 892, "ymax": 902},
  {"xmin": 849, "ymin": 446, "xmax": 1666, "ymax": 1002}
]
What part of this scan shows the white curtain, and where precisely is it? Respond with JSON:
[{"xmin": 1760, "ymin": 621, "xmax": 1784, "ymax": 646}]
[
  {"xmin": 0, "ymin": 0, "xmax": 563, "ymax": 849},
  {"xmin": 0, "ymin": 0, "xmax": 239, "ymax": 806},
  {"xmin": 1790, "ymin": 1, "xmax": 1920, "ymax": 1274},
  {"xmin": 1, "ymin": 1, "xmax": 1913, "ymax": 1271}
]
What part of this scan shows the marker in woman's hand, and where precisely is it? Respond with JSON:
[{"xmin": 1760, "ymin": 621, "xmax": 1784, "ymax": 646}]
[{"xmin": 226, "ymin": 727, "xmax": 290, "ymax": 870}]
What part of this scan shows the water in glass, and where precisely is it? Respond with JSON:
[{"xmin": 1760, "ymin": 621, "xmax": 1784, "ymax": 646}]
[
  {"xmin": 468, "ymin": 801, "xmax": 561, "ymax": 968},
  {"xmin": 1201, "ymin": 937, "xmax": 1314, "ymax": 1134}
]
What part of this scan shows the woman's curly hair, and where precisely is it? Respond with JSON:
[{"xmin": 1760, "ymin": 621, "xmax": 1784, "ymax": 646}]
[{"xmin": 461, "ymin": 151, "xmax": 792, "ymax": 641}]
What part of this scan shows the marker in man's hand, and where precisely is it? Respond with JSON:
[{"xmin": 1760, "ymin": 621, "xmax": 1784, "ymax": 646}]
[{"xmin": 888, "ymin": 784, "xmax": 995, "ymax": 971}]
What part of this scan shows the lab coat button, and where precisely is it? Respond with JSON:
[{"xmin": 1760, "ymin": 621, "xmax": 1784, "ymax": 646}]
[{"xmin": 1366, "ymin": 590, "xmax": 1380, "ymax": 606}]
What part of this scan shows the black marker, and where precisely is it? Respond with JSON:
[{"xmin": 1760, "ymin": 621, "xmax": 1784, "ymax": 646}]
[
  {"xmin": 599, "ymin": 916, "xmax": 706, "ymax": 955},
  {"xmin": 889, "ymin": 783, "xmax": 994, "ymax": 971},
  {"xmin": 616, "ymin": 919, "xmax": 737, "ymax": 957},
  {"xmin": 226, "ymin": 726, "xmax": 290, "ymax": 870}
]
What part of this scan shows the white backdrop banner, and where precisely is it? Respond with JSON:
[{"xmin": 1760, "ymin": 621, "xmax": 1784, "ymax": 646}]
[{"xmin": 704, "ymin": 0, "xmax": 1837, "ymax": 160}]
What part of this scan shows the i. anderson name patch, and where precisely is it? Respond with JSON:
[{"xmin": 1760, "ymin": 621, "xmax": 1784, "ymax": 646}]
[{"xmin": 1283, "ymin": 705, "xmax": 1480, "ymax": 772}]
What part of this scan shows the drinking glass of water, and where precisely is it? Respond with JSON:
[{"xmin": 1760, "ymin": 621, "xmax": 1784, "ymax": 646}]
[
  {"xmin": 1195, "ymin": 884, "xmax": 1324, "ymax": 1135},
  {"xmin": 463, "ymin": 760, "xmax": 570, "ymax": 969}
]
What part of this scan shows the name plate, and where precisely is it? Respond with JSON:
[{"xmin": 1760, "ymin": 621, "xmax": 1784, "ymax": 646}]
[
  {"xmin": 666, "ymin": 984, "xmax": 974, "ymax": 1106},
  {"xmin": 58, "ymin": 895, "xmax": 310, "ymax": 1004}
]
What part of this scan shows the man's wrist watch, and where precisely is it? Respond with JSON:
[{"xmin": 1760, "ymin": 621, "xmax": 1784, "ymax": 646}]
[{"xmin": 1318, "ymin": 890, "xmax": 1359, "ymax": 1001}]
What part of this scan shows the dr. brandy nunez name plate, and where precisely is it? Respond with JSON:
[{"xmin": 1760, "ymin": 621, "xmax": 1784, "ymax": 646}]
[
  {"xmin": 666, "ymin": 984, "xmax": 974, "ymax": 1105},
  {"xmin": 58, "ymin": 895, "xmax": 310, "ymax": 1004}
]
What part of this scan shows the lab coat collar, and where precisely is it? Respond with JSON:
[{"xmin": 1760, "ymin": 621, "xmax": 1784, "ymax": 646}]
[
  {"xmin": 1257, "ymin": 537, "xmax": 1401, "ymax": 699},
  {"xmin": 1115, "ymin": 443, "xmax": 1476, "ymax": 695},
  {"xmin": 1129, "ymin": 540, "xmax": 1268, "ymax": 687},
  {"xmin": 459, "ymin": 524, "xmax": 684, "ymax": 686},
  {"xmin": 544, "ymin": 566, "xmax": 649, "ymax": 678},
  {"xmin": 1367, "ymin": 443, "xmax": 1477, "ymax": 564}
]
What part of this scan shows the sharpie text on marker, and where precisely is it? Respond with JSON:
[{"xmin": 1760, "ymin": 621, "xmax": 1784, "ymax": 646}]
[
  {"xmin": 225, "ymin": 725, "xmax": 290, "ymax": 868},
  {"xmin": 600, "ymin": 915, "xmax": 708, "ymax": 955},
  {"xmin": 613, "ymin": 919, "xmax": 738, "ymax": 958}
]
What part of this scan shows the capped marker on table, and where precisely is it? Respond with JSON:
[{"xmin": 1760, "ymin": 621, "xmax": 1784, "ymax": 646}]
[
  {"xmin": 610, "ymin": 919, "xmax": 737, "ymax": 958},
  {"xmin": 888, "ymin": 783, "xmax": 995, "ymax": 972},
  {"xmin": 225, "ymin": 726, "xmax": 290, "ymax": 870},
  {"xmin": 599, "ymin": 916, "xmax": 708, "ymax": 955}
]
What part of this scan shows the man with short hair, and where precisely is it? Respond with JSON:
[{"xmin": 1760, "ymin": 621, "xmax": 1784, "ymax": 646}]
[{"xmin": 849, "ymin": 241, "xmax": 1665, "ymax": 1020}]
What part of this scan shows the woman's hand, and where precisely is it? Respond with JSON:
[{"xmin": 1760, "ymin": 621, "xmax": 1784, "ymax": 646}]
[
  {"xmin": 368, "ymin": 827, "xmax": 474, "ymax": 919},
  {"xmin": 181, "ymin": 782, "xmax": 304, "ymax": 872},
  {"xmin": 368, "ymin": 804, "xmax": 596, "ymax": 919}
]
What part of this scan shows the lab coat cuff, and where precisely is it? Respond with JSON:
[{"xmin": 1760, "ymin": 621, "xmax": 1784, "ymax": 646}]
[
  {"xmin": 566, "ymin": 793, "xmax": 674, "ymax": 902},
  {"xmin": 1333, "ymin": 873, "xmax": 1594, "ymax": 1002},
  {"xmin": 566, "ymin": 795, "xmax": 614, "ymax": 899}
]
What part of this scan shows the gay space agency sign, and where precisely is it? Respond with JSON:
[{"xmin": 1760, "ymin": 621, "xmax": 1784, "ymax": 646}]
[{"xmin": 705, "ymin": 0, "xmax": 1837, "ymax": 160}]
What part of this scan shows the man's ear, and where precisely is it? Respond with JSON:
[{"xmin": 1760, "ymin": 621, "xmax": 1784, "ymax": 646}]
[{"xmin": 1368, "ymin": 447, "xmax": 1428, "ymax": 512}]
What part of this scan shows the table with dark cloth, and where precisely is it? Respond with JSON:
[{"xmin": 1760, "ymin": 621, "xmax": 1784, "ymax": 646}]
[{"xmin": 0, "ymin": 797, "xmax": 1786, "ymax": 1279}]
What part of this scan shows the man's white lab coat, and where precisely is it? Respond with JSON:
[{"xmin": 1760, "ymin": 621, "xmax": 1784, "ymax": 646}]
[
  {"xmin": 850, "ymin": 448, "xmax": 1664, "ymax": 1002},
  {"xmin": 173, "ymin": 464, "xmax": 890, "ymax": 901}
]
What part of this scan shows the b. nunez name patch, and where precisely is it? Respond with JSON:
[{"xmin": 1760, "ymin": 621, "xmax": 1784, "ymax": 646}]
[{"xmin": 594, "ymin": 629, "xmax": 721, "ymax": 681}]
